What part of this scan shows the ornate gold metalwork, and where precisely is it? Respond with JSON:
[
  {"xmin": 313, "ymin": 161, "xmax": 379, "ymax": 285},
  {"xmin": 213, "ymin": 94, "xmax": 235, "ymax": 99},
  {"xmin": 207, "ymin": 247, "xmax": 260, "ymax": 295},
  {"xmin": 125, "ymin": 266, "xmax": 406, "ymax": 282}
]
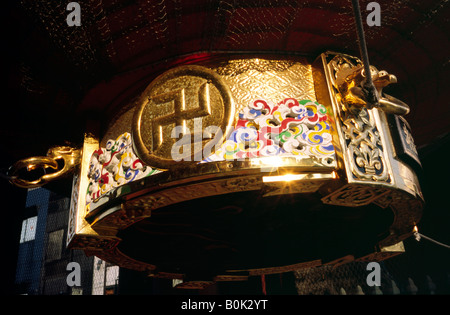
[
  {"xmin": 217, "ymin": 58, "xmax": 316, "ymax": 115},
  {"xmin": 321, "ymin": 184, "xmax": 390, "ymax": 207},
  {"xmin": 8, "ymin": 146, "xmax": 81, "ymax": 188},
  {"xmin": 86, "ymin": 160, "xmax": 336, "ymax": 225},
  {"xmin": 313, "ymin": 51, "xmax": 423, "ymax": 246},
  {"xmin": 66, "ymin": 134, "xmax": 114, "ymax": 248},
  {"xmin": 132, "ymin": 65, "xmax": 235, "ymax": 169},
  {"xmin": 316, "ymin": 53, "xmax": 393, "ymax": 186},
  {"xmin": 8, "ymin": 55, "xmax": 423, "ymax": 280},
  {"xmin": 356, "ymin": 242, "xmax": 405, "ymax": 262},
  {"xmin": 342, "ymin": 108, "xmax": 390, "ymax": 182},
  {"xmin": 103, "ymin": 57, "xmax": 317, "ymax": 149},
  {"xmin": 333, "ymin": 57, "xmax": 410, "ymax": 116}
]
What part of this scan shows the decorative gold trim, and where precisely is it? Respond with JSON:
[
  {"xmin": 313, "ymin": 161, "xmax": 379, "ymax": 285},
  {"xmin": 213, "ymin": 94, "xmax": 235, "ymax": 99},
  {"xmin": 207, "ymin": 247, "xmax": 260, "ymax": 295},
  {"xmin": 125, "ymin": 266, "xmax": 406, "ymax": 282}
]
[
  {"xmin": 87, "ymin": 165, "xmax": 336, "ymax": 232},
  {"xmin": 313, "ymin": 52, "xmax": 394, "ymax": 187},
  {"xmin": 59, "ymin": 54, "xmax": 423, "ymax": 278},
  {"xmin": 132, "ymin": 65, "xmax": 235, "ymax": 169},
  {"xmin": 313, "ymin": 52, "xmax": 423, "ymax": 248},
  {"xmin": 356, "ymin": 241, "xmax": 405, "ymax": 262},
  {"xmin": 321, "ymin": 184, "xmax": 390, "ymax": 207},
  {"xmin": 8, "ymin": 146, "xmax": 81, "ymax": 188},
  {"xmin": 66, "ymin": 134, "xmax": 102, "ymax": 247}
]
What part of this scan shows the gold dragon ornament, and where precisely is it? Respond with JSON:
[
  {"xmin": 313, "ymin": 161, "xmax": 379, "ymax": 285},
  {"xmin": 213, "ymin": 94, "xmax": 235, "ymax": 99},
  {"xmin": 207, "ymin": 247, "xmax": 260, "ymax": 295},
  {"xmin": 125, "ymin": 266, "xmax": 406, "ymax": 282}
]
[{"xmin": 335, "ymin": 63, "xmax": 410, "ymax": 116}]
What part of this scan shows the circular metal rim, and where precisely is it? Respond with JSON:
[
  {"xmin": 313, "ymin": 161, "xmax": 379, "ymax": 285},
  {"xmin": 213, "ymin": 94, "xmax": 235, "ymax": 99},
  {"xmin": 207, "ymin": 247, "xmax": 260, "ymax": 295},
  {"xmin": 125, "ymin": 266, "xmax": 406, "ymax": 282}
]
[{"xmin": 132, "ymin": 65, "xmax": 235, "ymax": 170}]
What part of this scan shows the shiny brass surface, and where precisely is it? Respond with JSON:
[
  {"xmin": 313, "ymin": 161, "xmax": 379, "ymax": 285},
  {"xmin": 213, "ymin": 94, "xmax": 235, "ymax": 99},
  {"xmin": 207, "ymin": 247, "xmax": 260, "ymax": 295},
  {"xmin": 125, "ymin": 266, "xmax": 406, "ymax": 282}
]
[
  {"xmin": 132, "ymin": 65, "xmax": 235, "ymax": 169},
  {"xmin": 86, "ymin": 162, "xmax": 336, "ymax": 226},
  {"xmin": 331, "ymin": 55, "xmax": 410, "ymax": 116},
  {"xmin": 8, "ymin": 146, "xmax": 81, "ymax": 188},
  {"xmin": 216, "ymin": 58, "xmax": 316, "ymax": 113},
  {"xmin": 102, "ymin": 57, "xmax": 317, "ymax": 149},
  {"xmin": 313, "ymin": 51, "xmax": 423, "ymax": 246},
  {"xmin": 66, "ymin": 135, "xmax": 119, "ymax": 249},
  {"xmin": 10, "ymin": 54, "xmax": 424, "ymax": 279}
]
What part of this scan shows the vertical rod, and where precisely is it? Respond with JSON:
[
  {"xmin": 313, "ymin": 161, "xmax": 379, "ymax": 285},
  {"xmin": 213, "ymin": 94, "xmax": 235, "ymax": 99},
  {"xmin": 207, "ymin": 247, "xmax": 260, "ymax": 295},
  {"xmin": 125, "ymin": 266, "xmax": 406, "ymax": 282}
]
[
  {"xmin": 351, "ymin": 0, "xmax": 378, "ymax": 106},
  {"xmin": 351, "ymin": 0, "xmax": 372, "ymax": 85}
]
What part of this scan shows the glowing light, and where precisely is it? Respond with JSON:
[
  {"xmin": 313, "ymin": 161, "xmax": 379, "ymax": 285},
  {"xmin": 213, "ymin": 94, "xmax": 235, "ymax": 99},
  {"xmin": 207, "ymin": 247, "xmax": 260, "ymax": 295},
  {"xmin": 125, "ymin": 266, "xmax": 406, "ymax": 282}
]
[
  {"xmin": 263, "ymin": 174, "xmax": 306, "ymax": 183},
  {"xmin": 262, "ymin": 171, "xmax": 337, "ymax": 183}
]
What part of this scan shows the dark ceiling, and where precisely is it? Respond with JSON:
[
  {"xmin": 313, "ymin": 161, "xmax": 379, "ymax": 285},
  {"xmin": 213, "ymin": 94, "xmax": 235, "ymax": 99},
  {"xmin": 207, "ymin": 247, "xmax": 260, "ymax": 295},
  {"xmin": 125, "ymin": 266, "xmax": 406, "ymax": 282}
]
[{"xmin": 3, "ymin": 0, "xmax": 450, "ymax": 168}]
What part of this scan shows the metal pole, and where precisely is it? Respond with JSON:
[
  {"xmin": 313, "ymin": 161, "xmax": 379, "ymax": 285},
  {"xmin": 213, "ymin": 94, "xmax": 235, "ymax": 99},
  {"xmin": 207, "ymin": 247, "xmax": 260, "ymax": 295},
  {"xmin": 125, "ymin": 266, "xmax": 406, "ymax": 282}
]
[{"xmin": 351, "ymin": 0, "xmax": 379, "ymax": 107}]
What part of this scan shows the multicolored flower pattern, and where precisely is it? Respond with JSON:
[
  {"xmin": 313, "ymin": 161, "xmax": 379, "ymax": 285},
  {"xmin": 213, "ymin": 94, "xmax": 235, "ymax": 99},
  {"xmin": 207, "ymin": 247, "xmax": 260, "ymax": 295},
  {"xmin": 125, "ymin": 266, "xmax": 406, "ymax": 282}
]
[
  {"xmin": 203, "ymin": 98, "xmax": 335, "ymax": 162},
  {"xmin": 86, "ymin": 133, "xmax": 159, "ymax": 208}
]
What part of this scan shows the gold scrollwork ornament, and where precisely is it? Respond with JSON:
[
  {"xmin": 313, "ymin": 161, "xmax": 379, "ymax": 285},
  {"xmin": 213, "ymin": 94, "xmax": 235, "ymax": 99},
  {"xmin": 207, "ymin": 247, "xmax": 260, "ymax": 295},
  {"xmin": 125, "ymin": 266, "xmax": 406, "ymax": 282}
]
[{"xmin": 8, "ymin": 146, "xmax": 81, "ymax": 188}]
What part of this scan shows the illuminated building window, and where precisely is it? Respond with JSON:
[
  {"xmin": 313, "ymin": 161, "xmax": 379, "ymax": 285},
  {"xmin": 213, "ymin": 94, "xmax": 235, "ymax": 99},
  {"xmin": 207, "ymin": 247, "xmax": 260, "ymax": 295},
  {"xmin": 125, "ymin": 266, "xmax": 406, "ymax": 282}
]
[
  {"xmin": 19, "ymin": 216, "xmax": 37, "ymax": 243},
  {"xmin": 92, "ymin": 257, "xmax": 120, "ymax": 295},
  {"xmin": 105, "ymin": 265, "xmax": 119, "ymax": 295},
  {"xmin": 105, "ymin": 266, "xmax": 119, "ymax": 287}
]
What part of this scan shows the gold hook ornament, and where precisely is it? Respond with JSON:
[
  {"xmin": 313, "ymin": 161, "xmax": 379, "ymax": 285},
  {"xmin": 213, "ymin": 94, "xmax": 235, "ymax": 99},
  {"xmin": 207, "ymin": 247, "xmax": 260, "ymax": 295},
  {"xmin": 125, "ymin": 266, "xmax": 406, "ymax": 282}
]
[{"xmin": 8, "ymin": 146, "xmax": 81, "ymax": 188}]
